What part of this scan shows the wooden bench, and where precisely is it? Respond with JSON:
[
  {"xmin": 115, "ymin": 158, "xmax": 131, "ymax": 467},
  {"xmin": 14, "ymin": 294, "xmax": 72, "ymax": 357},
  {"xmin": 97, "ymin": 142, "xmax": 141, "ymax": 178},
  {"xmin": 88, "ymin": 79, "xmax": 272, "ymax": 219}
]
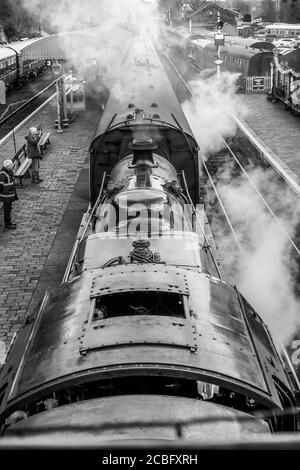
[
  {"xmin": 12, "ymin": 144, "xmax": 32, "ymax": 186},
  {"xmin": 38, "ymin": 131, "xmax": 51, "ymax": 155},
  {"xmin": 14, "ymin": 157, "xmax": 33, "ymax": 186}
]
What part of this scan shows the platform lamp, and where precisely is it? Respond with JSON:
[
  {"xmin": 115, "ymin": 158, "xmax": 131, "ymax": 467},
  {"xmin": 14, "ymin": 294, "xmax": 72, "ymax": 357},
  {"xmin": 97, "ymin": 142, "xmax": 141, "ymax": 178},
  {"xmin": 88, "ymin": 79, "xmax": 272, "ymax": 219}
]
[
  {"xmin": 52, "ymin": 60, "xmax": 63, "ymax": 133},
  {"xmin": 214, "ymin": 33, "xmax": 224, "ymax": 82},
  {"xmin": 270, "ymin": 61, "xmax": 275, "ymax": 102}
]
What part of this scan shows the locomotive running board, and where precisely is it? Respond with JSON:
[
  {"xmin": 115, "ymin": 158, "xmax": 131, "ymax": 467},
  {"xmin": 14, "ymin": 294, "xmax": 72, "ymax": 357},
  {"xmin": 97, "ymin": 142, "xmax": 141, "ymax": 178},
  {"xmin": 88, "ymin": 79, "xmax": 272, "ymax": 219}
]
[{"xmin": 62, "ymin": 171, "xmax": 108, "ymax": 283}]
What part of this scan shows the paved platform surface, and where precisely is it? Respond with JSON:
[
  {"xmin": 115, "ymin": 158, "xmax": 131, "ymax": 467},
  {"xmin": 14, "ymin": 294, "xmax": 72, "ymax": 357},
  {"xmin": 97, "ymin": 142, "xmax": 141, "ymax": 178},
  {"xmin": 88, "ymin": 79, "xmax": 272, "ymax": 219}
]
[
  {"xmin": 240, "ymin": 94, "xmax": 300, "ymax": 186},
  {"xmin": 0, "ymin": 97, "xmax": 100, "ymax": 349}
]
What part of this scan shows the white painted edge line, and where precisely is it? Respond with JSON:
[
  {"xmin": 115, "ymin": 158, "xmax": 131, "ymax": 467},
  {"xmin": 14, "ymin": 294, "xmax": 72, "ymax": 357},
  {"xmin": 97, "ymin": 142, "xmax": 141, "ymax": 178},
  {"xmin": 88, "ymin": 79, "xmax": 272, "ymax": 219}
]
[
  {"xmin": 235, "ymin": 115, "xmax": 300, "ymax": 197},
  {"xmin": 164, "ymin": 50, "xmax": 300, "ymax": 196},
  {"xmin": 0, "ymin": 84, "xmax": 72, "ymax": 149}
]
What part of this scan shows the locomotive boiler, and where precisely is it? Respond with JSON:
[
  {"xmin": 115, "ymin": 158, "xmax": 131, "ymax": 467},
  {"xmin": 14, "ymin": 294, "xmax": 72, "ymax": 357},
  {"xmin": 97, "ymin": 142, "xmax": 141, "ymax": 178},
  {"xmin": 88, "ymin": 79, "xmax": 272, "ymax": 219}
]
[{"xmin": 0, "ymin": 33, "xmax": 299, "ymax": 444}]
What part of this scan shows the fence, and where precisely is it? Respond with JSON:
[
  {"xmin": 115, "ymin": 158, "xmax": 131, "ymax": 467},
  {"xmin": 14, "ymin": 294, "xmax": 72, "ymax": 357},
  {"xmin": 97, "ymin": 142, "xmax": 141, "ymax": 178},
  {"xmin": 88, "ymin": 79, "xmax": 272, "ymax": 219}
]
[{"xmin": 245, "ymin": 76, "xmax": 271, "ymax": 94}]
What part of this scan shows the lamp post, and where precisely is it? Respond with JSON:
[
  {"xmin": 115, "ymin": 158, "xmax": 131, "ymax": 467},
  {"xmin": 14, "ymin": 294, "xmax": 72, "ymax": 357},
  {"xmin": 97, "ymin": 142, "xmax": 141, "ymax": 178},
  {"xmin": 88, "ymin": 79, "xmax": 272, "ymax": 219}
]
[
  {"xmin": 270, "ymin": 61, "xmax": 276, "ymax": 102},
  {"xmin": 68, "ymin": 69, "xmax": 74, "ymax": 117},
  {"xmin": 52, "ymin": 61, "xmax": 63, "ymax": 133},
  {"xmin": 214, "ymin": 33, "xmax": 224, "ymax": 82}
]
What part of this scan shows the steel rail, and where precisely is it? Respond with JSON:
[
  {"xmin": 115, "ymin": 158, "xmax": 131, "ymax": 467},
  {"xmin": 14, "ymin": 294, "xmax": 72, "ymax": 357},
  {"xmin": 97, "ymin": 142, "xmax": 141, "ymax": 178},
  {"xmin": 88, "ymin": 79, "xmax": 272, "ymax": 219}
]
[
  {"xmin": 163, "ymin": 50, "xmax": 247, "ymax": 260},
  {"xmin": 181, "ymin": 169, "xmax": 224, "ymax": 280},
  {"xmin": 223, "ymin": 140, "xmax": 300, "ymax": 257},
  {"xmin": 62, "ymin": 172, "xmax": 107, "ymax": 284},
  {"xmin": 163, "ymin": 49, "xmax": 300, "ymax": 258},
  {"xmin": 201, "ymin": 156, "xmax": 248, "ymax": 262},
  {"xmin": 0, "ymin": 78, "xmax": 57, "ymax": 127}
]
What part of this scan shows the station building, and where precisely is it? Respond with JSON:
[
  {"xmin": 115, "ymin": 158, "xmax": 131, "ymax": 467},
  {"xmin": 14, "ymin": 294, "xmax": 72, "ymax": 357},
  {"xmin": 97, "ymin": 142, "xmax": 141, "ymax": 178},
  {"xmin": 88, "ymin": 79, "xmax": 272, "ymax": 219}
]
[{"xmin": 184, "ymin": 2, "xmax": 239, "ymax": 30}]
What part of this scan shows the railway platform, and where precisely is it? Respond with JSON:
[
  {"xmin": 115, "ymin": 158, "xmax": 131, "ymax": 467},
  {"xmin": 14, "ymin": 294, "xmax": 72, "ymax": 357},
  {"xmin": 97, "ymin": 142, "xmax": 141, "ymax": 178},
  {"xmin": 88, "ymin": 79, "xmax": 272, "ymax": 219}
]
[
  {"xmin": 240, "ymin": 94, "xmax": 300, "ymax": 187},
  {"xmin": 0, "ymin": 97, "xmax": 100, "ymax": 351}
]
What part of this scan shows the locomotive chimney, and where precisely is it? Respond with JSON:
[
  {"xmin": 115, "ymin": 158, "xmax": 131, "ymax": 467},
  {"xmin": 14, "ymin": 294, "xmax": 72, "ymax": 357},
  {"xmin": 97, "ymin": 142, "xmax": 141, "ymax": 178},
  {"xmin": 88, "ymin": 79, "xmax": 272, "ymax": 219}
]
[{"xmin": 128, "ymin": 138, "xmax": 157, "ymax": 167}]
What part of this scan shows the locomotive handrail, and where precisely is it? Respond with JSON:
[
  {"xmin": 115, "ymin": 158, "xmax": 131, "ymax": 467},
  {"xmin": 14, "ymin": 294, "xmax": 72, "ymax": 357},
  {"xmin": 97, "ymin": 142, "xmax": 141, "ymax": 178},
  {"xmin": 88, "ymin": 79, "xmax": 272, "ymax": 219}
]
[
  {"xmin": 79, "ymin": 171, "xmax": 108, "ymax": 243},
  {"xmin": 7, "ymin": 291, "xmax": 50, "ymax": 403},
  {"xmin": 102, "ymin": 116, "xmax": 190, "ymax": 135},
  {"xmin": 62, "ymin": 172, "xmax": 108, "ymax": 284},
  {"xmin": 170, "ymin": 112, "xmax": 199, "ymax": 201},
  {"xmin": 104, "ymin": 113, "xmax": 117, "ymax": 132}
]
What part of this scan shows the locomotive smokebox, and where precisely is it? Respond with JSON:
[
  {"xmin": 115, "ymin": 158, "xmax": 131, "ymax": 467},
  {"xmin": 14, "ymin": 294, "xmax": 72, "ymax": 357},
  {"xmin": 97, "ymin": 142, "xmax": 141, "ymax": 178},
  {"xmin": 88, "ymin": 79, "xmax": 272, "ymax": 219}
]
[{"xmin": 128, "ymin": 138, "xmax": 158, "ymax": 167}]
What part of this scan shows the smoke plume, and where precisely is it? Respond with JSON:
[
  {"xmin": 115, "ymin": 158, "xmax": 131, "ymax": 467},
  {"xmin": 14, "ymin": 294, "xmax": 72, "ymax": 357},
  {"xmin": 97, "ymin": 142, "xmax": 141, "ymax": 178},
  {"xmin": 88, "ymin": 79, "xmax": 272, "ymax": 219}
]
[
  {"xmin": 210, "ymin": 165, "xmax": 300, "ymax": 345},
  {"xmin": 21, "ymin": 0, "xmax": 163, "ymax": 99},
  {"xmin": 182, "ymin": 72, "xmax": 248, "ymax": 159}
]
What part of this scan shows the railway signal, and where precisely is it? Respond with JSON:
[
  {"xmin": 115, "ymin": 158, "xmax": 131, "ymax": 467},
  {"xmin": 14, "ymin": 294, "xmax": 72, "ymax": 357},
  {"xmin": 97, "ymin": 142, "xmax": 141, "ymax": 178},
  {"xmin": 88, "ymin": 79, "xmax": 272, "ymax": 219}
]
[{"xmin": 216, "ymin": 11, "xmax": 224, "ymax": 30}]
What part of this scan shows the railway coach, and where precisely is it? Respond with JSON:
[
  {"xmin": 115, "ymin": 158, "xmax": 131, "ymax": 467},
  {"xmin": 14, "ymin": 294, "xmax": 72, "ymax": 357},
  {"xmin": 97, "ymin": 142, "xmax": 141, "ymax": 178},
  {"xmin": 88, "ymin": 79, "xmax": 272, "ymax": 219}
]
[
  {"xmin": 0, "ymin": 39, "xmax": 46, "ymax": 90},
  {"xmin": 187, "ymin": 37, "xmax": 274, "ymax": 78}
]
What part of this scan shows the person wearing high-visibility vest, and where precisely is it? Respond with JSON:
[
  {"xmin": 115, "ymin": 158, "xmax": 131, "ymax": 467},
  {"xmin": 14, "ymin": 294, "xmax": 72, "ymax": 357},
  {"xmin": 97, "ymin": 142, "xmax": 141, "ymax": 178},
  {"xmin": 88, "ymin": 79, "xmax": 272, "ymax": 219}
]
[{"xmin": 0, "ymin": 159, "xmax": 18, "ymax": 229}]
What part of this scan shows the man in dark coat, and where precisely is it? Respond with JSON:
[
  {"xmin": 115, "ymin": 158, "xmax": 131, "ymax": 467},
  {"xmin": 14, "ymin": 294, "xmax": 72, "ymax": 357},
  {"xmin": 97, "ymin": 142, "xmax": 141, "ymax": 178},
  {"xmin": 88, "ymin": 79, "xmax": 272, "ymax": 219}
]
[
  {"xmin": 0, "ymin": 159, "xmax": 18, "ymax": 229},
  {"xmin": 25, "ymin": 127, "xmax": 43, "ymax": 184}
]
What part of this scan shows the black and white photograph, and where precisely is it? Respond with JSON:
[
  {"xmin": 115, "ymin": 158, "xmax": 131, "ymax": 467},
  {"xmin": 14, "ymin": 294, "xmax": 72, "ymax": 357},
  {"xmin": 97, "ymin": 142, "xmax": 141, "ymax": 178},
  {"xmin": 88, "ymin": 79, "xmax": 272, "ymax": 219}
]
[{"xmin": 0, "ymin": 0, "xmax": 299, "ymax": 461}]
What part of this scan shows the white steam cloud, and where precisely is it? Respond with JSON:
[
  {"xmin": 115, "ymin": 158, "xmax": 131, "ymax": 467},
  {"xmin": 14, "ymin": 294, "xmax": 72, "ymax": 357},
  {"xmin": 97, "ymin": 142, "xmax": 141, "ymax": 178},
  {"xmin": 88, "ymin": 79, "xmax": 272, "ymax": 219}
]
[
  {"xmin": 21, "ymin": 0, "xmax": 163, "ymax": 99},
  {"xmin": 211, "ymin": 166, "xmax": 300, "ymax": 345},
  {"xmin": 22, "ymin": 0, "xmax": 160, "ymax": 35},
  {"xmin": 182, "ymin": 70, "xmax": 300, "ymax": 344},
  {"xmin": 182, "ymin": 72, "xmax": 248, "ymax": 159}
]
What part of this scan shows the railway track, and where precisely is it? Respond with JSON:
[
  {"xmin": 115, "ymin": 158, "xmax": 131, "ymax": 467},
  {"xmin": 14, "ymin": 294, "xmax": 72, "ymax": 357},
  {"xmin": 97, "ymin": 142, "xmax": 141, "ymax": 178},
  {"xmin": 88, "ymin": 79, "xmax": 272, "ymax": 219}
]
[
  {"xmin": 0, "ymin": 79, "xmax": 57, "ymax": 143},
  {"xmin": 160, "ymin": 48, "xmax": 300, "ymax": 269},
  {"xmin": 160, "ymin": 47, "xmax": 300, "ymax": 382}
]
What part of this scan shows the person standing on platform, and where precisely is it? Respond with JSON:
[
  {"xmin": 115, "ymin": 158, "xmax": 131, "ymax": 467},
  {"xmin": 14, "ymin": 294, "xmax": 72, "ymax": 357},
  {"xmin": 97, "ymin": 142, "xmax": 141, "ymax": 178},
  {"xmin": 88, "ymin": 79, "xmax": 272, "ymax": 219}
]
[
  {"xmin": 25, "ymin": 127, "xmax": 43, "ymax": 184},
  {"xmin": 0, "ymin": 159, "xmax": 18, "ymax": 229}
]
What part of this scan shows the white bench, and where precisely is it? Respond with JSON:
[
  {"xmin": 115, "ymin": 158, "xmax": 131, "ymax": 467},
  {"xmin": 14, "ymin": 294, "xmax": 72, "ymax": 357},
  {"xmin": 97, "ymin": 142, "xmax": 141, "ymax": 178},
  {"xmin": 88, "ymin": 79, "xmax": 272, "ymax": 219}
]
[
  {"xmin": 11, "ymin": 144, "xmax": 31, "ymax": 186},
  {"xmin": 38, "ymin": 132, "xmax": 51, "ymax": 155},
  {"xmin": 14, "ymin": 157, "xmax": 32, "ymax": 186}
]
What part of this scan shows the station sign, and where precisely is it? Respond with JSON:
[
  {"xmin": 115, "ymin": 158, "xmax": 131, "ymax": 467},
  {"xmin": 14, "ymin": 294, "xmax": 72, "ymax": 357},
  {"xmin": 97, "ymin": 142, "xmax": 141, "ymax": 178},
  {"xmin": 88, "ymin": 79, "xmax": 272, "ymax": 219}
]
[
  {"xmin": 214, "ymin": 33, "xmax": 225, "ymax": 47},
  {"xmin": 252, "ymin": 77, "xmax": 265, "ymax": 91}
]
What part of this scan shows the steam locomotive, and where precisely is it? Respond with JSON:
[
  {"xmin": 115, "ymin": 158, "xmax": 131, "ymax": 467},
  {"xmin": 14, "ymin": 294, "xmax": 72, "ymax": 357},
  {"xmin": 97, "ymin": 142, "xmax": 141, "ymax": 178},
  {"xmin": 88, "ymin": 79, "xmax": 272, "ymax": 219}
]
[{"xmin": 0, "ymin": 33, "xmax": 298, "ymax": 445}]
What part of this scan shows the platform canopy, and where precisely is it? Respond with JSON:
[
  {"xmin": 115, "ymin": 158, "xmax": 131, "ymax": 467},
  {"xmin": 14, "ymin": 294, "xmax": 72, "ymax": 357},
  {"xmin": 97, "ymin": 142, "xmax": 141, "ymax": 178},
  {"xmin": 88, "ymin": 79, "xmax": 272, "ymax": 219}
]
[{"xmin": 20, "ymin": 28, "xmax": 104, "ymax": 60}]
